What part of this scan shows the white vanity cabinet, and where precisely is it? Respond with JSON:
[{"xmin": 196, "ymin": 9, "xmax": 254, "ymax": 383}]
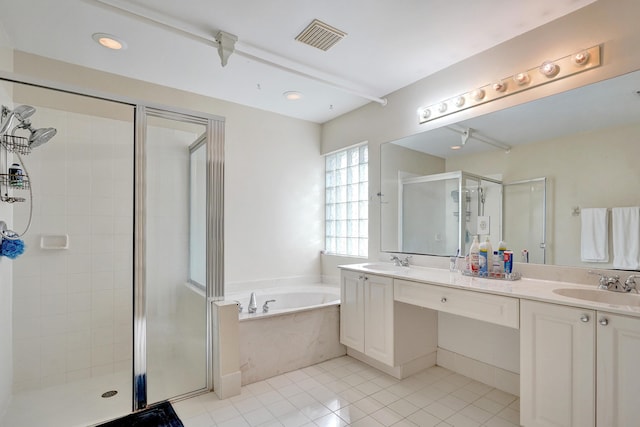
[
  {"xmin": 340, "ymin": 270, "xmax": 394, "ymax": 365},
  {"xmin": 340, "ymin": 269, "xmax": 437, "ymax": 376},
  {"xmin": 521, "ymin": 300, "xmax": 640, "ymax": 427},
  {"xmin": 596, "ymin": 312, "xmax": 640, "ymax": 427},
  {"xmin": 520, "ymin": 299, "xmax": 595, "ymax": 427},
  {"xmin": 340, "ymin": 269, "xmax": 367, "ymax": 352}
]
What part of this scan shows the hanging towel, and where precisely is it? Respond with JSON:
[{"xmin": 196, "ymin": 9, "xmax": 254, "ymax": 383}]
[
  {"xmin": 581, "ymin": 208, "xmax": 609, "ymax": 262},
  {"xmin": 612, "ymin": 207, "xmax": 640, "ymax": 270}
]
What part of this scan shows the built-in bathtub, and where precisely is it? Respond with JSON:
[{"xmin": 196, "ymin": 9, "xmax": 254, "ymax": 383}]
[
  {"xmin": 232, "ymin": 285, "xmax": 340, "ymax": 319},
  {"xmin": 227, "ymin": 284, "xmax": 346, "ymax": 385}
]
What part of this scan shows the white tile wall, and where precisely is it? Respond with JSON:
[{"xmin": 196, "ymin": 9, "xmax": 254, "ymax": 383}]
[{"xmin": 11, "ymin": 106, "xmax": 134, "ymax": 391}]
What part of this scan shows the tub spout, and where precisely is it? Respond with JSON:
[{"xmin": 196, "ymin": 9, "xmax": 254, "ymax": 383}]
[{"xmin": 248, "ymin": 292, "xmax": 257, "ymax": 313}]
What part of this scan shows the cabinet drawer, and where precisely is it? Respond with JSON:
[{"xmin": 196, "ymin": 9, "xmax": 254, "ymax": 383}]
[{"xmin": 394, "ymin": 279, "xmax": 519, "ymax": 329}]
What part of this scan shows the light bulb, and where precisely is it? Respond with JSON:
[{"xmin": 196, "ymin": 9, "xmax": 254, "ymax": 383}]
[
  {"xmin": 513, "ymin": 72, "xmax": 530, "ymax": 85},
  {"xmin": 573, "ymin": 51, "xmax": 590, "ymax": 66},
  {"xmin": 493, "ymin": 82, "xmax": 507, "ymax": 92},
  {"xmin": 539, "ymin": 61, "xmax": 559, "ymax": 77},
  {"xmin": 454, "ymin": 96, "xmax": 465, "ymax": 108},
  {"xmin": 420, "ymin": 108, "xmax": 431, "ymax": 120},
  {"xmin": 438, "ymin": 102, "xmax": 448, "ymax": 113},
  {"xmin": 283, "ymin": 91, "xmax": 303, "ymax": 100},
  {"xmin": 92, "ymin": 33, "xmax": 127, "ymax": 50},
  {"xmin": 470, "ymin": 89, "xmax": 486, "ymax": 101}
]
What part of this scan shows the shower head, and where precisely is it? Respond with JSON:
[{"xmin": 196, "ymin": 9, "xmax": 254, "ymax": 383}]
[
  {"xmin": 29, "ymin": 127, "xmax": 57, "ymax": 148},
  {"xmin": 13, "ymin": 105, "xmax": 36, "ymax": 121},
  {"xmin": 0, "ymin": 105, "xmax": 36, "ymax": 135}
]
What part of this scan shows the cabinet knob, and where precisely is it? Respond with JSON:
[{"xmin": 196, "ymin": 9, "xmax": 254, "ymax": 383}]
[
  {"xmin": 580, "ymin": 314, "xmax": 590, "ymax": 323},
  {"xmin": 599, "ymin": 318, "xmax": 609, "ymax": 326},
  {"xmin": 441, "ymin": 297, "xmax": 447, "ymax": 303}
]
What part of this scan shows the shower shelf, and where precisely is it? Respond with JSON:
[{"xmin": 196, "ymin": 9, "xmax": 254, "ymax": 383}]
[
  {"xmin": 0, "ymin": 134, "xmax": 31, "ymax": 155},
  {"xmin": 0, "ymin": 173, "xmax": 30, "ymax": 191},
  {"xmin": 461, "ymin": 269, "xmax": 522, "ymax": 281}
]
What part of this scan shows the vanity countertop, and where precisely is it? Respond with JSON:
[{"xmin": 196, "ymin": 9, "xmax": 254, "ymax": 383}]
[{"xmin": 339, "ymin": 263, "xmax": 640, "ymax": 318}]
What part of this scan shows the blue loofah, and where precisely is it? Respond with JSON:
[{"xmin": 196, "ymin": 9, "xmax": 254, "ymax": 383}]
[{"xmin": 1, "ymin": 238, "xmax": 25, "ymax": 259}]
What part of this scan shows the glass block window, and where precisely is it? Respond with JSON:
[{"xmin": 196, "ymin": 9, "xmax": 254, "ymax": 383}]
[{"xmin": 325, "ymin": 144, "xmax": 368, "ymax": 257}]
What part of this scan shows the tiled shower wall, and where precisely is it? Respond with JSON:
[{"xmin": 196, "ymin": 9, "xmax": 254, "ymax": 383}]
[{"xmin": 12, "ymin": 106, "xmax": 134, "ymax": 391}]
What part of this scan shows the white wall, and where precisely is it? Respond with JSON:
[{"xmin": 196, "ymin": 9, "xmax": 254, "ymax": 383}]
[
  {"xmin": 8, "ymin": 52, "xmax": 324, "ymax": 290},
  {"xmin": 0, "ymin": 28, "xmax": 13, "ymax": 417},
  {"xmin": 320, "ymin": 0, "xmax": 640, "ymax": 373}
]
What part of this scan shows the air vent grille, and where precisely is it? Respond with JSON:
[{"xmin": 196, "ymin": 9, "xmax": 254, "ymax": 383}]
[{"xmin": 295, "ymin": 19, "xmax": 346, "ymax": 51}]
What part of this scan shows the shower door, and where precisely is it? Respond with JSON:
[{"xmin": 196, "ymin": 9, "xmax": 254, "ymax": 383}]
[
  {"xmin": 134, "ymin": 106, "xmax": 224, "ymax": 408},
  {"xmin": 503, "ymin": 178, "xmax": 546, "ymax": 264}
]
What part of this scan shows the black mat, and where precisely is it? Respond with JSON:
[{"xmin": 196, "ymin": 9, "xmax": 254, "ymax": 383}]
[{"xmin": 96, "ymin": 401, "xmax": 184, "ymax": 427}]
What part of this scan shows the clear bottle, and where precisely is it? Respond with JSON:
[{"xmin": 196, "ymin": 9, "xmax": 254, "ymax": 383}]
[
  {"xmin": 469, "ymin": 235, "xmax": 480, "ymax": 273},
  {"xmin": 484, "ymin": 237, "xmax": 493, "ymax": 272},
  {"xmin": 492, "ymin": 250, "xmax": 503, "ymax": 277}
]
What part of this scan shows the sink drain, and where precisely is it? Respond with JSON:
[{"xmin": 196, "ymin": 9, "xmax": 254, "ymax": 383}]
[{"xmin": 101, "ymin": 390, "xmax": 118, "ymax": 398}]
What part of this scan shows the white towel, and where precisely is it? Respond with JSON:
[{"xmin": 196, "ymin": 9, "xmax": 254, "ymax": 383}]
[
  {"xmin": 612, "ymin": 207, "xmax": 640, "ymax": 270},
  {"xmin": 581, "ymin": 208, "xmax": 609, "ymax": 262}
]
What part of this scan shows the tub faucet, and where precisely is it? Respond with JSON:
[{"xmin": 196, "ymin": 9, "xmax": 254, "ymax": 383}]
[
  {"xmin": 390, "ymin": 255, "xmax": 412, "ymax": 266},
  {"xmin": 248, "ymin": 292, "xmax": 257, "ymax": 313},
  {"xmin": 262, "ymin": 299, "xmax": 276, "ymax": 313}
]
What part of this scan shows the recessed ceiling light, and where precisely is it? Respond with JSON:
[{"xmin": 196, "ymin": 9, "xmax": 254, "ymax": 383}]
[
  {"xmin": 283, "ymin": 91, "xmax": 303, "ymax": 101},
  {"xmin": 92, "ymin": 33, "xmax": 127, "ymax": 50},
  {"xmin": 450, "ymin": 145, "xmax": 462, "ymax": 150}
]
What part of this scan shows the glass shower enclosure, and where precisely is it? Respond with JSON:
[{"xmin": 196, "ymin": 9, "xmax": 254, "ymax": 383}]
[
  {"xmin": 398, "ymin": 171, "xmax": 502, "ymax": 257},
  {"xmin": 1, "ymin": 80, "xmax": 224, "ymax": 427}
]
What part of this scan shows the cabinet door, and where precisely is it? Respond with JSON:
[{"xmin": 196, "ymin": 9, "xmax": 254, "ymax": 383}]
[
  {"xmin": 363, "ymin": 274, "xmax": 394, "ymax": 366},
  {"xmin": 520, "ymin": 300, "xmax": 595, "ymax": 427},
  {"xmin": 597, "ymin": 312, "xmax": 640, "ymax": 427},
  {"xmin": 340, "ymin": 270, "xmax": 365, "ymax": 352}
]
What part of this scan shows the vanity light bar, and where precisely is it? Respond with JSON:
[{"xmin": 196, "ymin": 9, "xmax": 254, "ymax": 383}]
[{"xmin": 418, "ymin": 45, "xmax": 601, "ymax": 124}]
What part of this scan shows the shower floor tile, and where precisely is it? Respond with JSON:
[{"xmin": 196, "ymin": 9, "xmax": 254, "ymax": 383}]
[{"xmin": 175, "ymin": 356, "xmax": 520, "ymax": 427}]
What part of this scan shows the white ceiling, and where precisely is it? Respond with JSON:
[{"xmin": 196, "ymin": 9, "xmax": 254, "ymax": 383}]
[{"xmin": 0, "ymin": 0, "xmax": 597, "ymax": 123}]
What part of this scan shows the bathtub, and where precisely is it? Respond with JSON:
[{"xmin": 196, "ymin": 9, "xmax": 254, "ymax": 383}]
[
  {"xmin": 228, "ymin": 284, "xmax": 346, "ymax": 385},
  {"xmin": 230, "ymin": 284, "xmax": 341, "ymax": 320}
]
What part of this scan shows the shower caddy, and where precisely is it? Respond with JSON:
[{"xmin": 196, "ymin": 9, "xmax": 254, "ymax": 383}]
[
  {"xmin": 1, "ymin": 133, "xmax": 31, "ymax": 203},
  {"xmin": 0, "ymin": 131, "xmax": 32, "ymax": 241},
  {"xmin": 0, "ymin": 103, "xmax": 58, "ymax": 241}
]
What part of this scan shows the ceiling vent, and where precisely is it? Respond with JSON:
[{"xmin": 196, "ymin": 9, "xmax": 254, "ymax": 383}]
[{"xmin": 295, "ymin": 19, "xmax": 347, "ymax": 51}]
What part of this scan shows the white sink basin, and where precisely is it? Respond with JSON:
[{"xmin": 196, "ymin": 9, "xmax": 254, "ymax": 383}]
[
  {"xmin": 553, "ymin": 288, "xmax": 640, "ymax": 307},
  {"xmin": 360, "ymin": 263, "xmax": 407, "ymax": 272}
]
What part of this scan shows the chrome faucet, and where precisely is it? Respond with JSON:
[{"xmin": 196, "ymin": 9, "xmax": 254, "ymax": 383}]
[
  {"xmin": 589, "ymin": 271, "xmax": 624, "ymax": 292},
  {"xmin": 623, "ymin": 275, "xmax": 640, "ymax": 293},
  {"xmin": 390, "ymin": 255, "xmax": 412, "ymax": 266},
  {"xmin": 248, "ymin": 292, "xmax": 258, "ymax": 313},
  {"xmin": 262, "ymin": 299, "xmax": 276, "ymax": 313}
]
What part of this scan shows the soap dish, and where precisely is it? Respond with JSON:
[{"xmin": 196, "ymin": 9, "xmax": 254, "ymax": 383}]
[{"xmin": 40, "ymin": 234, "xmax": 69, "ymax": 250}]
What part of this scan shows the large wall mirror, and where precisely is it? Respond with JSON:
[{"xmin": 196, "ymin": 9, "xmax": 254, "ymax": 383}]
[{"xmin": 381, "ymin": 69, "xmax": 640, "ymax": 270}]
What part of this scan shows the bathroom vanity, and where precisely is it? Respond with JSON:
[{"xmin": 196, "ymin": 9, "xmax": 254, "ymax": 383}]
[{"xmin": 339, "ymin": 263, "xmax": 640, "ymax": 427}]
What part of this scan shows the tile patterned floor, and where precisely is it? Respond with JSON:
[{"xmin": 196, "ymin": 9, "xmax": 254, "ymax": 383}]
[{"xmin": 174, "ymin": 356, "xmax": 520, "ymax": 427}]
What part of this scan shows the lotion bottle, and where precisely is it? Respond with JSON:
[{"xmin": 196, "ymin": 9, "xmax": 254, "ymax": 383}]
[{"xmin": 469, "ymin": 235, "xmax": 480, "ymax": 273}]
